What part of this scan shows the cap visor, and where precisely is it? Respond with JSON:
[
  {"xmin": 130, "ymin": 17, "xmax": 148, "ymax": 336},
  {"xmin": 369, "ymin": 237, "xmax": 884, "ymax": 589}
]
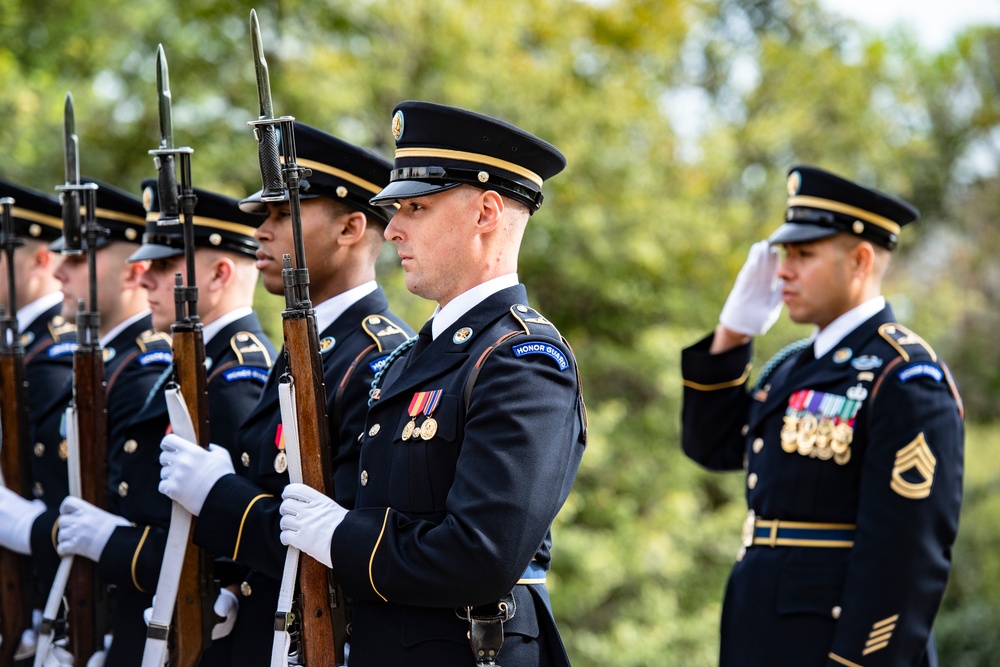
[
  {"xmin": 369, "ymin": 180, "xmax": 460, "ymax": 207},
  {"xmin": 49, "ymin": 236, "xmax": 114, "ymax": 253},
  {"xmin": 127, "ymin": 243, "xmax": 183, "ymax": 263},
  {"xmin": 239, "ymin": 188, "xmax": 321, "ymax": 214},
  {"xmin": 768, "ymin": 223, "xmax": 839, "ymax": 245}
]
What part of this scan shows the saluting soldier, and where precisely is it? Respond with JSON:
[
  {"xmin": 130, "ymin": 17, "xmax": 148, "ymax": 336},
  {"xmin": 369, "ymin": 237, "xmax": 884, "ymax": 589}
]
[
  {"xmin": 158, "ymin": 123, "xmax": 413, "ymax": 666},
  {"xmin": 0, "ymin": 178, "xmax": 76, "ymax": 662},
  {"xmin": 54, "ymin": 183, "xmax": 277, "ymax": 666},
  {"xmin": 275, "ymin": 101, "xmax": 586, "ymax": 666},
  {"xmin": 0, "ymin": 179, "xmax": 171, "ymax": 663},
  {"xmin": 680, "ymin": 166, "xmax": 964, "ymax": 666}
]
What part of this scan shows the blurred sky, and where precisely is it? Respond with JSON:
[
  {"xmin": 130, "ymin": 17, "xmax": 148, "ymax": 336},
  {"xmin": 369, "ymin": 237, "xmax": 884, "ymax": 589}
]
[{"xmin": 818, "ymin": 0, "xmax": 1000, "ymax": 50}]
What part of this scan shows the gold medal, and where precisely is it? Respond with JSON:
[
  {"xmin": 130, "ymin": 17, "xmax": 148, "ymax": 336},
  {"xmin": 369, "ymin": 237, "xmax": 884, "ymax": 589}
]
[
  {"xmin": 274, "ymin": 451, "xmax": 288, "ymax": 474},
  {"xmin": 832, "ymin": 423, "xmax": 853, "ymax": 454},
  {"xmin": 797, "ymin": 413, "xmax": 818, "ymax": 456},
  {"xmin": 420, "ymin": 417, "xmax": 438, "ymax": 440},
  {"xmin": 780, "ymin": 416, "xmax": 799, "ymax": 453},
  {"xmin": 834, "ymin": 447, "xmax": 852, "ymax": 466},
  {"xmin": 402, "ymin": 419, "xmax": 416, "ymax": 441},
  {"xmin": 814, "ymin": 418, "xmax": 833, "ymax": 459}
]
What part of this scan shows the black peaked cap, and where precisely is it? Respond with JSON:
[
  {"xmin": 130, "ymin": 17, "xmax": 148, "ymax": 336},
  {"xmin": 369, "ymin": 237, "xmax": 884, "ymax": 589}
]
[{"xmin": 0, "ymin": 177, "xmax": 63, "ymax": 243}]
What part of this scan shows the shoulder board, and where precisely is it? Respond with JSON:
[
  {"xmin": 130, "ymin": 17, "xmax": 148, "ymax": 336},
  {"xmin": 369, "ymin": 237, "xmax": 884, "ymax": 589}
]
[
  {"xmin": 47, "ymin": 315, "xmax": 76, "ymax": 342},
  {"xmin": 361, "ymin": 314, "xmax": 411, "ymax": 353},
  {"xmin": 136, "ymin": 329, "xmax": 172, "ymax": 353},
  {"xmin": 878, "ymin": 323, "xmax": 936, "ymax": 363},
  {"xmin": 508, "ymin": 304, "xmax": 560, "ymax": 338},
  {"xmin": 230, "ymin": 331, "xmax": 274, "ymax": 368}
]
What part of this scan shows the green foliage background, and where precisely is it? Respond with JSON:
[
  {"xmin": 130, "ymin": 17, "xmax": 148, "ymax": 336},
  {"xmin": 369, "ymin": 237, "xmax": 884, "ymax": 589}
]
[{"xmin": 3, "ymin": 1, "xmax": 999, "ymax": 664}]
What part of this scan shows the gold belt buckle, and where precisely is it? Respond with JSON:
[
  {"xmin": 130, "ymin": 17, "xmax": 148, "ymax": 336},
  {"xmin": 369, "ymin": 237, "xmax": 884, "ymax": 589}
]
[{"xmin": 741, "ymin": 510, "xmax": 756, "ymax": 548}]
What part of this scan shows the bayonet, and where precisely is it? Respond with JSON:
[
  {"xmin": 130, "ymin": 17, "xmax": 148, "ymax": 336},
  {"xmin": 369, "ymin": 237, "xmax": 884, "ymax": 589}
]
[
  {"xmin": 250, "ymin": 9, "xmax": 285, "ymax": 201},
  {"xmin": 154, "ymin": 44, "xmax": 180, "ymax": 225},
  {"xmin": 60, "ymin": 93, "xmax": 82, "ymax": 254}
]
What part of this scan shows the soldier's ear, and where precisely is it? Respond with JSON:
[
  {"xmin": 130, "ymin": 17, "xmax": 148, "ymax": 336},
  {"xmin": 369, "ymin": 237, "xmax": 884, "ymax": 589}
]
[
  {"xmin": 474, "ymin": 189, "xmax": 504, "ymax": 234},
  {"xmin": 337, "ymin": 210, "xmax": 368, "ymax": 247}
]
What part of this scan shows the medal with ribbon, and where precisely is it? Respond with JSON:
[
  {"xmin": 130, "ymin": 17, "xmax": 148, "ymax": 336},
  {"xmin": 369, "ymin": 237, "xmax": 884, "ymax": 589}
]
[
  {"xmin": 274, "ymin": 423, "xmax": 288, "ymax": 473},
  {"xmin": 403, "ymin": 389, "xmax": 443, "ymax": 441}
]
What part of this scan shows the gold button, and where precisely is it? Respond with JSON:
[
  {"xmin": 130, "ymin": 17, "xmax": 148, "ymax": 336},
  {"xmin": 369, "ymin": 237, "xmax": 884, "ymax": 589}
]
[
  {"xmin": 752, "ymin": 438, "xmax": 764, "ymax": 454},
  {"xmin": 59, "ymin": 440, "xmax": 68, "ymax": 461},
  {"xmin": 124, "ymin": 439, "xmax": 138, "ymax": 454},
  {"xmin": 368, "ymin": 424, "xmax": 381, "ymax": 437},
  {"xmin": 240, "ymin": 581, "xmax": 252, "ymax": 597},
  {"xmin": 34, "ymin": 482, "xmax": 44, "ymax": 497},
  {"xmin": 516, "ymin": 305, "xmax": 529, "ymax": 313},
  {"xmin": 34, "ymin": 442, "xmax": 46, "ymax": 457},
  {"xmin": 241, "ymin": 452, "xmax": 250, "ymax": 468},
  {"xmin": 367, "ymin": 316, "xmax": 382, "ymax": 325},
  {"xmin": 747, "ymin": 473, "xmax": 758, "ymax": 490},
  {"xmin": 360, "ymin": 470, "xmax": 369, "ymax": 487},
  {"xmin": 119, "ymin": 481, "xmax": 129, "ymax": 497},
  {"xmin": 740, "ymin": 424, "xmax": 749, "ymax": 436},
  {"xmin": 832, "ymin": 606, "xmax": 842, "ymax": 619}
]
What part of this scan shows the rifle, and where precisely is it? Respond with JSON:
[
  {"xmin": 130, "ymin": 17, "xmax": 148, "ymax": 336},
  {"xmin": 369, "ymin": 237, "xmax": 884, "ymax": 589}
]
[
  {"xmin": 0, "ymin": 195, "xmax": 32, "ymax": 665},
  {"xmin": 55, "ymin": 92, "xmax": 108, "ymax": 662},
  {"xmin": 248, "ymin": 9, "xmax": 347, "ymax": 665},
  {"xmin": 141, "ymin": 44, "xmax": 214, "ymax": 667}
]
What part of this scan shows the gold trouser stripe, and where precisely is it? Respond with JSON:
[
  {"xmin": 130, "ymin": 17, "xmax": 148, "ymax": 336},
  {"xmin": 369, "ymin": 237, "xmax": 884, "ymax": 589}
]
[
  {"xmin": 682, "ymin": 364, "xmax": 751, "ymax": 391},
  {"xmin": 829, "ymin": 652, "xmax": 864, "ymax": 667},
  {"xmin": 394, "ymin": 147, "xmax": 543, "ymax": 188},
  {"xmin": 132, "ymin": 525, "xmax": 152, "ymax": 593},
  {"xmin": 369, "ymin": 508, "xmax": 391, "ymax": 602},
  {"xmin": 13, "ymin": 207, "xmax": 63, "ymax": 229},
  {"xmin": 292, "ymin": 157, "xmax": 383, "ymax": 195},
  {"xmin": 232, "ymin": 494, "xmax": 273, "ymax": 561},
  {"xmin": 755, "ymin": 519, "xmax": 856, "ymax": 530},
  {"xmin": 144, "ymin": 212, "xmax": 257, "ymax": 237},
  {"xmin": 753, "ymin": 537, "xmax": 855, "ymax": 548},
  {"xmin": 787, "ymin": 195, "xmax": 901, "ymax": 235}
]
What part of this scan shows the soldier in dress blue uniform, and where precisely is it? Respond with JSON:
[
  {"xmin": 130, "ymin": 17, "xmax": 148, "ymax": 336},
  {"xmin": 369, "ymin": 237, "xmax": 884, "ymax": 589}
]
[
  {"xmin": 0, "ymin": 179, "xmax": 169, "ymax": 663},
  {"xmin": 158, "ymin": 123, "xmax": 413, "ymax": 666},
  {"xmin": 273, "ymin": 101, "xmax": 587, "ymax": 666},
  {"xmin": 680, "ymin": 166, "xmax": 964, "ymax": 667},
  {"xmin": 0, "ymin": 179, "xmax": 77, "ymax": 662},
  {"xmin": 53, "ymin": 183, "xmax": 277, "ymax": 666}
]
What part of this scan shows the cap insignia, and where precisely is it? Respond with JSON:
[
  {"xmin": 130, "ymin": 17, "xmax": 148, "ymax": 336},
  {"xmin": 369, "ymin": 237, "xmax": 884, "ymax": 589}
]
[
  {"xmin": 125, "ymin": 227, "xmax": 138, "ymax": 241},
  {"xmin": 477, "ymin": 171, "xmax": 489, "ymax": 183},
  {"xmin": 29, "ymin": 223, "xmax": 41, "ymax": 237},
  {"xmin": 852, "ymin": 220, "xmax": 864, "ymax": 234},
  {"xmin": 392, "ymin": 110, "xmax": 405, "ymax": 141},
  {"xmin": 143, "ymin": 186, "xmax": 154, "ymax": 212},
  {"xmin": 336, "ymin": 186, "xmax": 348, "ymax": 198},
  {"xmin": 209, "ymin": 233, "xmax": 222, "ymax": 246},
  {"xmin": 786, "ymin": 170, "xmax": 802, "ymax": 196}
]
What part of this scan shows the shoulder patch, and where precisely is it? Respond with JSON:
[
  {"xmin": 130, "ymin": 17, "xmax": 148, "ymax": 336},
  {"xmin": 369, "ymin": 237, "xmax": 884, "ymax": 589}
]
[
  {"xmin": 221, "ymin": 365, "xmax": 269, "ymax": 384},
  {"xmin": 47, "ymin": 341, "xmax": 77, "ymax": 358},
  {"xmin": 230, "ymin": 331, "xmax": 273, "ymax": 368},
  {"xmin": 897, "ymin": 362, "xmax": 944, "ymax": 384},
  {"xmin": 509, "ymin": 304, "xmax": 558, "ymax": 336},
  {"xmin": 136, "ymin": 329, "xmax": 172, "ymax": 353},
  {"xmin": 136, "ymin": 350, "xmax": 173, "ymax": 367},
  {"xmin": 368, "ymin": 354, "xmax": 391, "ymax": 375},
  {"xmin": 878, "ymin": 323, "xmax": 936, "ymax": 363},
  {"xmin": 47, "ymin": 316, "xmax": 75, "ymax": 342},
  {"xmin": 511, "ymin": 341, "xmax": 569, "ymax": 371},
  {"xmin": 362, "ymin": 314, "xmax": 410, "ymax": 353}
]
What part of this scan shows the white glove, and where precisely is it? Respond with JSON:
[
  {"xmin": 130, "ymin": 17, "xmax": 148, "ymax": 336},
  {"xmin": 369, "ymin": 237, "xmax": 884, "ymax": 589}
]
[
  {"xmin": 159, "ymin": 434, "xmax": 235, "ymax": 516},
  {"xmin": 279, "ymin": 483, "xmax": 346, "ymax": 569},
  {"xmin": 42, "ymin": 644, "xmax": 75, "ymax": 667},
  {"xmin": 0, "ymin": 486, "xmax": 46, "ymax": 555},
  {"xmin": 57, "ymin": 497, "xmax": 129, "ymax": 561},
  {"xmin": 719, "ymin": 240, "xmax": 784, "ymax": 336},
  {"xmin": 211, "ymin": 588, "xmax": 239, "ymax": 640},
  {"xmin": 84, "ymin": 634, "xmax": 112, "ymax": 667}
]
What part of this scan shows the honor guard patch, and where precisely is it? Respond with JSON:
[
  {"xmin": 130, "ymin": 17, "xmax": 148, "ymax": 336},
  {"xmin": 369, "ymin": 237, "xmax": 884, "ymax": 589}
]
[
  {"xmin": 320, "ymin": 336, "xmax": 336, "ymax": 354},
  {"xmin": 891, "ymin": 432, "xmax": 936, "ymax": 499},
  {"xmin": 897, "ymin": 363, "xmax": 943, "ymax": 384},
  {"xmin": 851, "ymin": 355, "xmax": 883, "ymax": 371},
  {"xmin": 368, "ymin": 355, "xmax": 390, "ymax": 374},
  {"xmin": 47, "ymin": 341, "xmax": 77, "ymax": 358},
  {"xmin": 137, "ymin": 350, "xmax": 173, "ymax": 367},
  {"xmin": 222, "ymin": 366, "xmax": 269, "ymax": 384},
  {"xmin": 511, "ymin": 342, "xmax": 569, "ymax": 371}
]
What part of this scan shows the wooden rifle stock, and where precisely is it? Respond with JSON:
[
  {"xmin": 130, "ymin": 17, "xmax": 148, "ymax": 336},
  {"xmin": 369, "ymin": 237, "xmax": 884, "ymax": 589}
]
[
  {"xmin": 282, "ymin": 311, "xmax": 347, "ymax": 667},
  {"xmin": 0, "ymin": 326, "xmax": 31, "ymax": 665},
  {"xmin": 169, "ymin": 321, "xmax": 212, "ymax": 667},
  {"xmin": 67, "ymin": 342, "xmax": 108, "ymax": 659}
]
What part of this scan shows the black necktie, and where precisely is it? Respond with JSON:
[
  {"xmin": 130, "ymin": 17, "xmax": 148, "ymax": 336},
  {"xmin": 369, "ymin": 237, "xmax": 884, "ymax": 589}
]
[{"xmin": 409, "ymin": 319, "xmax": 434, "ymax": 361}]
